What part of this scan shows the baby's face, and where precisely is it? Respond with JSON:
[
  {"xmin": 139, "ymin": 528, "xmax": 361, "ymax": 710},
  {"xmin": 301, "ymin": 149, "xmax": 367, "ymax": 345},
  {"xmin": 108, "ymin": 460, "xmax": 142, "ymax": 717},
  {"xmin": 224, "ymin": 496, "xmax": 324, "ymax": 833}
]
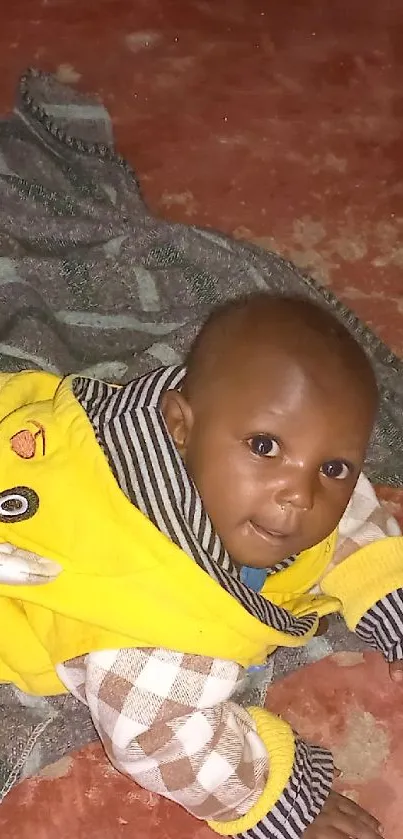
[{"xmin": 167, "ymin": 348, "xmax": 375, "ymax": 569}]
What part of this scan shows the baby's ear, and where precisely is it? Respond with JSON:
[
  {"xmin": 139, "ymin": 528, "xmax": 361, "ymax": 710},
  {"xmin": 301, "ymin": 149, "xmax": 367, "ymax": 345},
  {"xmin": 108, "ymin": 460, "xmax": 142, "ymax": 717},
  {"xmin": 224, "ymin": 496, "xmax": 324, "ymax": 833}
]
[{"xmin": 161, "ymin": 389, "xmax": 194, "ymax": 456}]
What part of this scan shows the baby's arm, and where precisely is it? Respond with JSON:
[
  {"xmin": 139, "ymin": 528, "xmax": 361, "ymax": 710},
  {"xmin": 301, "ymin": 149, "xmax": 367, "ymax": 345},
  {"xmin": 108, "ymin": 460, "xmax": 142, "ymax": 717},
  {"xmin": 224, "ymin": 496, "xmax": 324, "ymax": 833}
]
[
  {"xmin": 320, "ymin": 473, "xmax": 403, "ymax": 666},
  {"xmin": 57, "ymin": 648, "xmax": 334, "ymax": 838}
]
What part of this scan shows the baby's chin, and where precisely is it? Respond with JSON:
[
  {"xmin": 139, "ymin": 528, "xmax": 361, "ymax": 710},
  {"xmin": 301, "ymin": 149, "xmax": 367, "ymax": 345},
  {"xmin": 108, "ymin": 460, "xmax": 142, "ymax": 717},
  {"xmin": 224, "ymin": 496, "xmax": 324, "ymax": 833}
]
[
  {"xmin": 230, "ymin": 546, "xmax": 298, "ymax": 570},
  {"xmin": 236, "ymin": 557, "xmax": 292, "ymax": 571}
]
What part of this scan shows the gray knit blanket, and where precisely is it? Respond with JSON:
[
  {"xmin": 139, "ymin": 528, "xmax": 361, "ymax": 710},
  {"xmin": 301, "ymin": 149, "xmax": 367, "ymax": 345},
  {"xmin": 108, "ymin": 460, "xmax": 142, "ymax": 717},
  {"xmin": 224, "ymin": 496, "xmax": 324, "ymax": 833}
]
[{"xmin": 0, "ymin": 68, "xmax": 402, "ymax": 801}]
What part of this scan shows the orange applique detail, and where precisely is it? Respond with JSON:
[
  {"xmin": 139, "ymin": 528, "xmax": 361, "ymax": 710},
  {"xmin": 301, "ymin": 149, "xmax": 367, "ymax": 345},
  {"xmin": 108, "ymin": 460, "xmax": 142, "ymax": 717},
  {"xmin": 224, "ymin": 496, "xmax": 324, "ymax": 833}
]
[{"xmin": 10, "ymin": 422, "xmax": 46, "ymax": 459}]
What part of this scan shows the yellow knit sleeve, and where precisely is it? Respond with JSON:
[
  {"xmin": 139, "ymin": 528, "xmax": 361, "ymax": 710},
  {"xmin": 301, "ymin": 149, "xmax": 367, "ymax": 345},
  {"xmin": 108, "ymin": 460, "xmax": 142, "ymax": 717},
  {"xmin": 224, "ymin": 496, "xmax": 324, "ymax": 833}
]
[
  {"xmin": 208, "ymin": 707, "xmax": 295, "ymax": 836},
  {"xmin": 321, "ymin": 536, "xmax": 403, "ymax": 629}
]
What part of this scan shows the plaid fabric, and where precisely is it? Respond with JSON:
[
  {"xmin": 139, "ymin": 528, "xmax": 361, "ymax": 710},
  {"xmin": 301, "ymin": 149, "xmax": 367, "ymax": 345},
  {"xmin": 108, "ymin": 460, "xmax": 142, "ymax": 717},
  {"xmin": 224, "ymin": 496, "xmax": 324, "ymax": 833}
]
[
  {"xmin": 59, "ymin": 649, "xmax": 268, "ymax": 820},
  {"xmin": 327, "ymin": 472, "xmax": 400, "ymax": 568}
]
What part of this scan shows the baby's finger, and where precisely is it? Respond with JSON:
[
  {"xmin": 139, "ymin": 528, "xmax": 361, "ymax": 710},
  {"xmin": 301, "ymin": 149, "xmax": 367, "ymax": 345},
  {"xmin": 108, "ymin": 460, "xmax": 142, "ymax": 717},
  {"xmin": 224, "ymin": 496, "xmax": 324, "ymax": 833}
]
[
  {"xmin": 337, "ymin": 816, "xmax": 382, "ymax": 838},
  {"xmin": 336, "ymin": 793, "xmax": 382, "ymax": 834},
  {"xmin": 389, "ymin": 659, "xmax": 403, "ymax": 683}
]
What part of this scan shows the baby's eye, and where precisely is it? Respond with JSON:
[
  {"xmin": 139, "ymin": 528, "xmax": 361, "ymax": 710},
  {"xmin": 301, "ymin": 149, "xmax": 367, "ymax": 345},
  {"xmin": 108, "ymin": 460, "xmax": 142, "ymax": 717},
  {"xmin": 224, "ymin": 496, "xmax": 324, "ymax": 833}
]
[
  {"xmin": 320, "ymin": 460, "xmax": 352, "ymax": 480},
  {"xmin": 248, "ymin": 435, "xmax": 280, "ymax": 458}
]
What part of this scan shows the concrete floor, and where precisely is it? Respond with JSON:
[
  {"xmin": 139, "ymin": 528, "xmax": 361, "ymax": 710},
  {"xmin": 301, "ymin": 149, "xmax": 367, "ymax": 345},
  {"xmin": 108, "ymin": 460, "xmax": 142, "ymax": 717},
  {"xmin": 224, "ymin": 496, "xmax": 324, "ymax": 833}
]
[{"xmin": 1, "ymin": 0, "xmax": 403, "ymax": 836}]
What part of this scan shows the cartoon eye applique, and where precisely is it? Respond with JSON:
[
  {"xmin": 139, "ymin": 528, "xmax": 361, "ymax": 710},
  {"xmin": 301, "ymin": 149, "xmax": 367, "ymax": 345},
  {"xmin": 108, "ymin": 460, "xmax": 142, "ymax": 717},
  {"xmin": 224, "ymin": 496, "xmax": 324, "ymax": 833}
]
[{"xmin": 0, "ymin": 487, "xmax": 39, "ymax": 523}]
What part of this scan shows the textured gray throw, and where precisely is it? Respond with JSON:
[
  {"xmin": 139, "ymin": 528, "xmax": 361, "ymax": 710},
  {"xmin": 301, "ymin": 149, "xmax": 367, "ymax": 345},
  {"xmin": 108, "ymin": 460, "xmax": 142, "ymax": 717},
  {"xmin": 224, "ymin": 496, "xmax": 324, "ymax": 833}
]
[{"xmin": 0, "ymin": 68, "xmax": 401, "ymax": 801}]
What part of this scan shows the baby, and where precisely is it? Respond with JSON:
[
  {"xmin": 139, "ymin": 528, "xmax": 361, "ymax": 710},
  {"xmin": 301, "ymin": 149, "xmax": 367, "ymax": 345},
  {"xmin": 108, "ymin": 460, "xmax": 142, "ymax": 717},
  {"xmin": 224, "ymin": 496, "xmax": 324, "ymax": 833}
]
[{"xmin": 0, "ymin": 293, "xmax": 402, "ymax": 839}]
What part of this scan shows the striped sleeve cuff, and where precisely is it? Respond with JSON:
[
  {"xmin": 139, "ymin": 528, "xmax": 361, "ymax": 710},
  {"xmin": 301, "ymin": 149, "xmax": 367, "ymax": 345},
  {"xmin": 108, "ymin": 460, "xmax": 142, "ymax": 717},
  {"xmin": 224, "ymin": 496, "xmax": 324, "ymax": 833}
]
[
  {"xmin": 355, "ymin": 588, "xmax": 403, "ymax": 662},
  {"xmin": 236, "ymin": 739, "xmax": 334, "ymax": 839}
]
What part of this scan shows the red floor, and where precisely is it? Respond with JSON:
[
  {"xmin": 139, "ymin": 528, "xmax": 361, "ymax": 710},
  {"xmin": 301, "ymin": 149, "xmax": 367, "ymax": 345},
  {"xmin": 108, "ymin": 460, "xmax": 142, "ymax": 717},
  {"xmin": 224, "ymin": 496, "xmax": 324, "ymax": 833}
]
[
  {"xmin": 1, "ymin": 0, "xmax": 403, "ymax": 835},
  {"xmin": 2, "ymin": 650, "xmax": 403, "ymax": 839}
]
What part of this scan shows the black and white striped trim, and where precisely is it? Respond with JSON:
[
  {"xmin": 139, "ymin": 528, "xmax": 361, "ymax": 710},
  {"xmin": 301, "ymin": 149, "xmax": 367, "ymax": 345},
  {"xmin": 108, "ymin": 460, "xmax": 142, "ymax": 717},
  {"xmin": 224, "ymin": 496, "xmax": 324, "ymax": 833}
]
[
  {"xmin": 267, "ymin": 556, "xmax": 296, "ymax": 576},
  {"xmin": 355, "ymin": 588, "xmax": 403, "ymax": 662},
  {"xmin": 72, "ymin": 367, "xmax": 316, "ymax": 638},
  {"xmin": 237, "ymin": 739, "xmax": 333, "ymax": 839}
]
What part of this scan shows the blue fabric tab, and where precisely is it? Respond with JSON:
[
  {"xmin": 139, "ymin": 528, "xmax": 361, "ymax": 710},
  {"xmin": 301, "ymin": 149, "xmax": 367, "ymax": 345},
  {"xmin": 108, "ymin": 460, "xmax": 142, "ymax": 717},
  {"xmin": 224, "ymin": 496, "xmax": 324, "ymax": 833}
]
[{"xmin": 240, "ymin": 565, "xmax": 268, "ymax": 592}]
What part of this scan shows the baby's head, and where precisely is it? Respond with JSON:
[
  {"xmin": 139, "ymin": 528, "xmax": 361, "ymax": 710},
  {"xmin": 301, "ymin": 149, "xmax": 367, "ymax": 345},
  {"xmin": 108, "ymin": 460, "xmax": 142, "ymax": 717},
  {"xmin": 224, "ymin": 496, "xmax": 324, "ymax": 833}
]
[{"xmin": 162, "ymin": 294, "xmax": 378, "ymax": 569}]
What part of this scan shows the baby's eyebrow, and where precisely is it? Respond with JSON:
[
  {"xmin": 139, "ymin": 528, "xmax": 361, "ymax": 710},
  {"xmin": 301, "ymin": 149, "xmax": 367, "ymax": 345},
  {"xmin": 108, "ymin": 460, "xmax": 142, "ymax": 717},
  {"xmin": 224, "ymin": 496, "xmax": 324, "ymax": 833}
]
[
  {"xmin": 242, "ymin": 408, "xmax": 292, "ymax": 424},
  {"xmin": 255, "ymin": 407, "xmax": 290, "ymax": 417}
]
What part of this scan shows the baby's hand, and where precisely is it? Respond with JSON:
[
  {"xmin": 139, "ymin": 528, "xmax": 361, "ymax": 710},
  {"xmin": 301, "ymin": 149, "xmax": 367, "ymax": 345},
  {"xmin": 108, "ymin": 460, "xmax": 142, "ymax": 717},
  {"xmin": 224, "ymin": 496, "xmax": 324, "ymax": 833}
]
[
  {"xmin": 304, "ymin": 791, "xmax": 382, "ymax": 838},
  {"xmin": 0, "ymin": 542, "xmax": 62, "ymax": 585},
  {"xmin": 389, "ymin": 659, "xmax": 403, "ymax": 683}
]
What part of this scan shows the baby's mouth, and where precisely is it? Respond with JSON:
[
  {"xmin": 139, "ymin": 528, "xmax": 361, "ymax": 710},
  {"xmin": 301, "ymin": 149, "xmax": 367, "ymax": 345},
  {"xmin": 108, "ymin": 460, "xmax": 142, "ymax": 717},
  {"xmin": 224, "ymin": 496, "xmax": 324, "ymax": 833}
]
[{"xmin": 249, "ymin": 520, "xmax": 293, "ymax": 542}]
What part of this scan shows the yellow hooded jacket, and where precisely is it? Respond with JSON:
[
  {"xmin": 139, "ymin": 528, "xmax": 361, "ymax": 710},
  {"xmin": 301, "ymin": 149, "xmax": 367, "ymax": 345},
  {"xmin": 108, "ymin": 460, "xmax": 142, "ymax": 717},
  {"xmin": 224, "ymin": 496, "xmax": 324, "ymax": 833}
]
[{"xmin": 1, "ymin": 370, "xmax": 403, "ymax": 835}]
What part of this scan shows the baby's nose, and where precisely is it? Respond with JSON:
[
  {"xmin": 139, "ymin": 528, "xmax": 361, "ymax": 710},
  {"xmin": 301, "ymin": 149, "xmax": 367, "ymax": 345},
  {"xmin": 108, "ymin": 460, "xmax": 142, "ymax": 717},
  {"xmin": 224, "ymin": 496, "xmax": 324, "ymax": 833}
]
[{"xmin": 278, "ymin": 470, "xmax": 315, "ymax": 511}]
